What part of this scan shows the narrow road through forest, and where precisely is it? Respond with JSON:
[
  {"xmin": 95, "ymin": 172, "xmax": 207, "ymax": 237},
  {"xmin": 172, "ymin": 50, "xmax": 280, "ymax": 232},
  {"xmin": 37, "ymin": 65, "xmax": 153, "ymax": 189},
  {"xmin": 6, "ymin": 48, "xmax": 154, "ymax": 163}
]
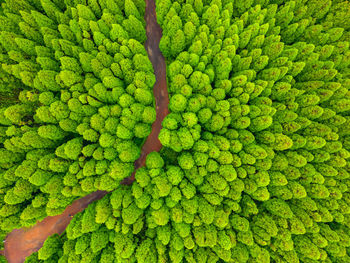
[
  {"xmin": 121, "ymin": 0, "xmax": 169, "ymax": 185},
  {"xmin": 3, "ymin": 191, "xmax": 107, "ymax": 263},
  {"xmin": 2, "ymin": 0, "xmax": 168, "ymax": 261}
]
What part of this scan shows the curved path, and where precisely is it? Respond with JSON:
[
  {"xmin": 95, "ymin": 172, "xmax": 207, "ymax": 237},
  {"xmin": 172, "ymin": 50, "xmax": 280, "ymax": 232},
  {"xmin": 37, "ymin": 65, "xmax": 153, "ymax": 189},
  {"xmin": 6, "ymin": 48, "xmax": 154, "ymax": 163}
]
[
  {"xmin": 2, "ymin": 0, "xmax": 168, "ymax": 261},
  {"xmin": 3, "ymin": 191, "xmax": 107, "ymax": 263},
  {"xmin": 121, "ymin": 0, "xmax": 169, "ymax": 185}
]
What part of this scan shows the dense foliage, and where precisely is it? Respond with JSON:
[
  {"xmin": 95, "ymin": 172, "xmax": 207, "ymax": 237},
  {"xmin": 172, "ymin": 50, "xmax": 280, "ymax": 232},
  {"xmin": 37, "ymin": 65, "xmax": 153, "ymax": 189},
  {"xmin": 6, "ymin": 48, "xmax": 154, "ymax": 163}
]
[
  {"xmin": 0, "ymin": 0, "xmax": 155, "ymax": 245},
  {"xmin": 2, "ymin": 0, "xmax": 350, "ymax": 262},
  {"xmin": 152, "ymin": 0, "xmax": 350, "ymax": 262}
]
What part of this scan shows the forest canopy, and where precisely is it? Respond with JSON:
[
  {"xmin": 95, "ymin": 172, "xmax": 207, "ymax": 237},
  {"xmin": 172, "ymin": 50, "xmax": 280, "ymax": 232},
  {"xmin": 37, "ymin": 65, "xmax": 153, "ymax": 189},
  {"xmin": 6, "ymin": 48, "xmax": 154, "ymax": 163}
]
[
  {"xmin": 0, "ymin": 0, "xmax": 350, "ymax": 263},
  {"xmin": 0, "ymin": 0, "xmax": 154, "ymax": 242}
]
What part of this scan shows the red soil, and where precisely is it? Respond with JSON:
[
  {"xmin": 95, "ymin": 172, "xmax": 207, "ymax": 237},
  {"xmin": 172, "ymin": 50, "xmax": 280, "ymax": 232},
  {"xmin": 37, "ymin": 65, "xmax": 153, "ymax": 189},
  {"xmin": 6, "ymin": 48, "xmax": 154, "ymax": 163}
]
[
  {"xmin": 3, "ymin": 191, "xmax": 107, "ymax": 263},
  {"xmin": 121, "ymin": 0, "xmax": 169, "ymax": 185},
  {"xmin": 2, "ymin": 0, "xmax": 168, "ymax": 262}
]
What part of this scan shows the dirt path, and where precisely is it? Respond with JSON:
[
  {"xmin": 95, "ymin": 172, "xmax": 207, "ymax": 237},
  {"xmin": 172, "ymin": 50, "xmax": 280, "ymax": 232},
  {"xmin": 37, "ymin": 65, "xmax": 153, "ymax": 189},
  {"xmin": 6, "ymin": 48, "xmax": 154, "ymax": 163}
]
[
  {"xmin": 3, "ymin": 191, "xmax": 107, "ymax": 263},
  {"xmin": 121, "ymin": 0, "xmax": 169, "ymax": 185},
  {"xmin": 2, "ymin": 0, "xmax": 168, "ymax": 262}
]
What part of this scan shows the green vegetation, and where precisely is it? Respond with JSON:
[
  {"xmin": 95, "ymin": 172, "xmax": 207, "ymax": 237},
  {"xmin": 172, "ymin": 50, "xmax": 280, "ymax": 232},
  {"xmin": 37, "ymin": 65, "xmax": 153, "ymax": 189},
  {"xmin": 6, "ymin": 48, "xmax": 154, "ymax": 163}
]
[
  {"xmin": 0, "ymin": 0, "xmax": 155, "ymax": 247},
  {"xmin": 151, "ymin": 0, "xmax": 350, "ymax": 261},
  {"xmin": 1, "ymin": 0, "xmax": 350, "ymax": 262}
]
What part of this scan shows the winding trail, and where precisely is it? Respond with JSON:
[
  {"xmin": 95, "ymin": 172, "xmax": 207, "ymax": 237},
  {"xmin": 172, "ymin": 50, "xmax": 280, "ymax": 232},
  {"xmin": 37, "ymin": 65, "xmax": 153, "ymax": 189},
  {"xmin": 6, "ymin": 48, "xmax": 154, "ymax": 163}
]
[
  {"xmin": 3, "ymin": 191, "xmax": 107, "ymax": 263},
  {"xmin": 1, "ymin": 0, "xmax": 168, "ymax": 262},
  {"xmin": 121, "ymin": 0, "xmax": 169, "ymax": 185}
]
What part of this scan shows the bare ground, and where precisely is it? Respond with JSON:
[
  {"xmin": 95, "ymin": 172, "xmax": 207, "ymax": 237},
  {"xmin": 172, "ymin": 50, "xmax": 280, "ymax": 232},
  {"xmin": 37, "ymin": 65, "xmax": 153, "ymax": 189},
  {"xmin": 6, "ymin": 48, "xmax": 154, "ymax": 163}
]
[
  {"xmin": 3, "ymin": 191, "xmax": 107, "ymax": 263},
  {"xmin": 121, "ymin": 0, "xmax": 169, "ymax": 185}
]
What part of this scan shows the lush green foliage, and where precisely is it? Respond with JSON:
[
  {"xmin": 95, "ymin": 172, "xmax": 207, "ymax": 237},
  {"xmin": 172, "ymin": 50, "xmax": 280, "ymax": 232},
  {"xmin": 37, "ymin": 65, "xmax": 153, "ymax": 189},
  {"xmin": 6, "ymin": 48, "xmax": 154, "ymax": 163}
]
[
  {"xmin": 154, "ymin": 0, "xmax": 350, "ymax": 262},
  {"xmin": 152, "ymin": 0, "xmax": 350, "ymax": 262},
  {"xmin": 0, "ymin": 0, "xmax": 154, "ymax": 242},
  {"xmin": 2, "ymin": 0, "xmax": 350, "ymax": 262}
]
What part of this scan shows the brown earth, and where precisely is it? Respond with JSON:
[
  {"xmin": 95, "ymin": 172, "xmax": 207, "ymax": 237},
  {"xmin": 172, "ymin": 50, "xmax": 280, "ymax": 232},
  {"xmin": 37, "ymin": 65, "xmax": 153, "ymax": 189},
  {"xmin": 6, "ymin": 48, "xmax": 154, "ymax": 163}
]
[
  {"xmin": 2, "ymin": 0, "xmax": 168, "ymax": 262},
  {"xmin": 121, "ymin": 0, "xmax": 169, "ymax": 185},
  {"xmin": 3, "ymin": 191, "xmax": 107, "ymax": 263}
]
